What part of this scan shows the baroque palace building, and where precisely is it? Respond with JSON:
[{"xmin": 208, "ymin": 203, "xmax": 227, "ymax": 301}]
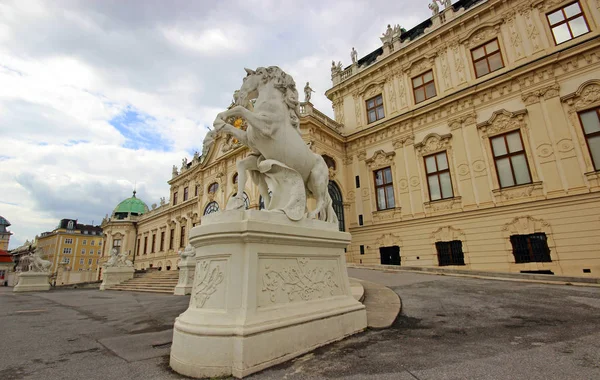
[{"xmin": 102, "ymin": 0, "xmax": 600, "ymax": 278}]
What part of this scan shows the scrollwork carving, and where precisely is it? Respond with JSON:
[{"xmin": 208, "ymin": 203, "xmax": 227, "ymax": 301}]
[
  {"xmin": 262, "ymin": 258, "xmax": 339, "ymax": 303},
  {"xmin": 192, "ymin": 260, "xmax": 224, "ymax": 308},
  {"xmin": 414, "ymin": 133, "xmax": 452, "ymax": 155},
  {"xmin": 477, "ymin": 109, "xmax": 527, "ymax": 137}
]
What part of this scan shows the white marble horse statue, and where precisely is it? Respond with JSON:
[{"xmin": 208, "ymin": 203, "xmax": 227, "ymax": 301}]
[
  {"xmin": 26, "ymin": 248, "xmax": 52, "ymax": 272},
  {"xmin": 212, "ymin": 66, "xmax": 337, "ymax": 223}
]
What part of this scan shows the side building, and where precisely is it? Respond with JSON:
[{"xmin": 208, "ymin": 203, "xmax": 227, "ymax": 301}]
[{"xmin": 38, "ymin": 219, "xmax": 104, "ymax": 285}]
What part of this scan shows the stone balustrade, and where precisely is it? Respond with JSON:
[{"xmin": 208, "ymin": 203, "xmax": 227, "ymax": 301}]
[{"xmin": 299, "ymin": 102, "xmax": 342, "ymax": 133}]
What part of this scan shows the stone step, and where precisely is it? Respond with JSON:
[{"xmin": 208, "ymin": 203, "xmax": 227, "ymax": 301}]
[
  {"xmin": 110, "ymin": 283, "xmax": 176, "ymax": 290},
  {"xmin": 108, "ymin": 287, "xmax": 173, "ymax": 294}
]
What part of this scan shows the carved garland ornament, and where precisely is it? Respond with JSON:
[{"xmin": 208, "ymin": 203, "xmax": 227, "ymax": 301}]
[{"xmin": 262, "ymin": 258, "xmax": 339, "ymax": 302}]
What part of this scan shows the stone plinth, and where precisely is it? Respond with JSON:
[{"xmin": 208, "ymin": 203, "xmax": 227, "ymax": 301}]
[
  {"xmin": 99, "ymin": 266, "xmax": 134, "ymax": 290},
  {"xmin": 170, "ymin": 210, "xmax": 367, "ymax": 378},
  {"xmin": 174, "ymin": 258, "xmax": 196, "ymax": 296},
  {"xmin": 13, "ymin": 272, "xmax": 50, "ymax": 292}
]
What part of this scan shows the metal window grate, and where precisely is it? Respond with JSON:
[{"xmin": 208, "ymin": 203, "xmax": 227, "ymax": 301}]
[
  {"xmin": 435, "ymin": 241, "xmax": 465, "ymax": 266},
  {"xmin": 510, "ymin": 233, "xmax": 551, "ymax": 263}
]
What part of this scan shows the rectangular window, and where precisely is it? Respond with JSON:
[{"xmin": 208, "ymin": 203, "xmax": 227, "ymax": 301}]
[
  {"xmin": 151, "ymin": 234, "xmax": 156, "ymax": 253},
  {"xmin": 490, "ymin": 130, "xmax": 532, "ymax": 188},
  {"xmin": 144, "ymin": 236, "xmax": 148, "ymax": 254},
  {"xmin": 173, "ymin": 192, "xmax": 178, "ymax": 205},
  {"xmin": 510, "ymin": 233, "xmax": 551, "ymax": 263},
  {"xmin": 355, "ymin": 175, "xmax": 360, "ymax": 188},
  {"xmin": 184, "ymin": 187, "xmax": 189, "ymax": 201},
  {"xmin": 578, "ymin": 108, "xmax": 600, "ymax": 170},
  {"xmin": 471, "ymin": 39, "xmax": 504, "ymax": 78},
  {"xmin": 366, "ymin": 94, "xmax": 385, "ymax": 124},
  {"xmin": 63, "ymin": 258, "xmax": 70, "ymax": 264},
  {"xmin": 63, "ymin": 248, "xmax": 72, "ymax": 254},
  {"xmin": 412, "ymin": 70, "xmax": 436, "ymax": 104},
  {"xmin": 547, "ymin": 1, "xmax": 589, "ymax": 45},
  {"xmin": 91, "ymin": 240, "xmax": 95, "ymax": 246},
  {"xmin": 195, "ymin": 185, "xmax": 199, "ymax": 197},
  {"xmin": 88, "ymin": 258, "xmax": 92, "ymax": 265},
  {"xmin": 89, "ymin": 250, "xmax": 94, "ymax": 255},
  {"xmin": 136, "ymin": 239, "xmax": 140, "ymax": 256},
  {"xmin": 180, "ymin": 225, "xmax": 186, "ymax": 248},
  {"xmin": 81, "ymin": 249, "xmax": 85, "ymax": 255},
  {"xmin": 374, "ymin": 167, "xmax": 395, "ymax": 210},
  {"xmin": 65, "ymin": 238, "xmax": 73, "ymax": 244},
  {"xmin": 160, "ymin": 231, "xmax": 165, "ymax": 251},
  {"xmin": 358, "ymin": 214, "xmax": 363, "ymax": 226},
  {"xmin": 112, "ymin": 239, "xmax": 121, "ymax": 247},
  {"xmin": 436, "ymin": 241, "xmax": 465, "ymax": 266},
  {"xmin": 169, "ymin": 229, "xmax": 175, "ymax": 250},
  {"xmin": 99, "ymin": 241, "xmax": 102, "ymax": 246},
  {"xmin": 360, "ymin": 245, "xmax": 365, "ymax": 255},
  {"xmin": 79, "ymin": 258, "xmax": 84, "ymax": 265},
  {"xmin": 424, "ymin": 151, "xmax": 454, "ymax": 201},
  {"xmin": 82, "ymin": 239, "xmax": 87, "ymax": 245}
]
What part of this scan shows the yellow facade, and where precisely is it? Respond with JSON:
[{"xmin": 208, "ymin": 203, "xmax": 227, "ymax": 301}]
[
  {"xmin": 38, "ymin": 219, "xmax": 103, "ymax": 285},
  {"xmin": 102, "ymin": 0, "xmax": 600, "ymax": 278}
]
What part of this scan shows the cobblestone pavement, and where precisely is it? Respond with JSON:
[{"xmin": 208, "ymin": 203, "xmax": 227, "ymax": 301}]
[{"xmin": 1, "ymin": 268, "xmax": 599, "ymax": 380}]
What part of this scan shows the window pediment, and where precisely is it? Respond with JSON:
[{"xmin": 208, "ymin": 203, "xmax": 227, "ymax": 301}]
[
  {"xmin": 460, "ymin": 20, "xmax": 503, "ymax": 48},
  {"xmin": 477, "ymin": 109, "xmax": 527, "ymax": 137},
  {"xmin": 359, "ymin": 79, "xmax": 386, "ymax": 98},
  {"xmin": 414, "ymin": 133, "xmax": 452, "ymax": 155},
  {"xmin": 365, "ymin": 150, "xmax": 395, "ymax": 169},
  {"xmin": 561, "ymin": 80, "xmax": 600, "ymax": 112}
]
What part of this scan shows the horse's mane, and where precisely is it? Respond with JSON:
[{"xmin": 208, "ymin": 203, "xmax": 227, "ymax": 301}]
[{"xmin": 255, "ymin": 66, "xmax": 301, "ymax": 134}]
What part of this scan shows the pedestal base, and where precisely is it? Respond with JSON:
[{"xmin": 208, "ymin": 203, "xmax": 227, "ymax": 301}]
[
  {"xmin": 170, "ymin": 210, "xmax": 367, "ymax": 378},
  {"xmin": 174, "ymin": 258, "xmax": 196, "ymax": 295},
  {"xmin": 99, "ymin": 266, "xmax": 134, "ymax": 290},
  {"xmin": 13, "ymin": 272, "xmax": 50, "ymax": 292}
]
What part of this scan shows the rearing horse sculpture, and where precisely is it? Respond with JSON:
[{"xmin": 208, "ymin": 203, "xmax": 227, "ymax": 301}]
[{"xmin": 212, "ymin": 66, "xmax": 337, "ymax": 223}]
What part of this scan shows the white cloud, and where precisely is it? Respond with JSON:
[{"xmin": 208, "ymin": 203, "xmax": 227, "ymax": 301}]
[{"xmin": 0, "ymin": 0, "xmax": 430, "ymax": 248}]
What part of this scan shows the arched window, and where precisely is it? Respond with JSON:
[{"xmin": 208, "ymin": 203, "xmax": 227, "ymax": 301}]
[
  {"xmin": 328, "ymin": 181, "xmax": 345, "ymax": 232},
  {"xmin": 204, "ymin": 201, "xmax": 219, "ymax": 215},
  {"xmin": 322, "ymin": 155, "xmax": 336, "ymax": 170},
  {"xmin": 208, "ymin": 182, "xmax": 219, "ymax": 194},
  {"xmin": 232, "ymin": 173, "xmax": 238, "ymax": 184},
  {"xmin": 231, "ymin": 192, "xmax": 250, "ymax": 209},
  {"xmin": 258, "ymin": 191, "xmax": 272, "ymax": 210}
]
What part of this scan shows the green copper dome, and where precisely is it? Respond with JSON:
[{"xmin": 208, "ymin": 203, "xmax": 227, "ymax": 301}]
[{"xmin": 113, "ymin": 191, "xmax": 149, "ymax": 217}]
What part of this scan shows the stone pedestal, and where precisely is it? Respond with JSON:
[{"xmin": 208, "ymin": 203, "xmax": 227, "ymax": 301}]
[
  {"xmin": 170, "ymin": 210, "xmax": 367, "ymax": 378},
  {"xmin": 99, "ymin": 266, "xmax": 134, "ymax": 290},
  {"xmin": 13, "ymin": 272, "xmax": 51, "ymax": 292},
  {"xmin": 174, "ymin": 258, "xmax": 196, "ymax": 296}
]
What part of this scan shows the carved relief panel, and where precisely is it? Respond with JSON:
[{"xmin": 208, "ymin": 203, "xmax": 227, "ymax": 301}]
[
  {"xmin": 258, "ymin": 257, "xmax": 343, "ymax": 307},
  {"xmin": 190, "ymin": 258, "xmax": 227, "ymax": 309}
]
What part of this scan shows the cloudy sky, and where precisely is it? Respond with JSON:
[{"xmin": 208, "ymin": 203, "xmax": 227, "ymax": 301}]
[{"xmin": 0, "ymin": 0, "xmax": 429, "ymax": 249}]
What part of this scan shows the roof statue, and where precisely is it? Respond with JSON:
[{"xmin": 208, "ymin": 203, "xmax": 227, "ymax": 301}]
[
  {"xmin": 380, "ymin": 24, "xmax": 393, "ymax": 44},
  {"xmin": 351, "ymin": 47, "xmax": 358, "ymax": 64},
  {"xmin": 304, "ymin": 82, "xmax": 315, "ymax": 103},
  {"xmin": 429, "ymin": 0, "xmax": 440, "ymax": 15},
  {"xmin": 172, "ymin": 165, "xmax": 179, "ymax": 177},
  {"xmin": 209, "ymin": 66, "xmax": 338, "ymax": 223}
]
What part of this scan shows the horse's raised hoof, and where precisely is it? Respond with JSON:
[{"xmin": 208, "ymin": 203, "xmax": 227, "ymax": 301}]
[{"xmin": 225, "ymin": 197, "xmax": 246, "ymax": 211}]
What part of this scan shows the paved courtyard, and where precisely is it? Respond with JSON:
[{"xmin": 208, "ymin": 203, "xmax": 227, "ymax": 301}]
[{"xmin": 1, "ymin": 268, "xmax": 599, "ymax": 380}]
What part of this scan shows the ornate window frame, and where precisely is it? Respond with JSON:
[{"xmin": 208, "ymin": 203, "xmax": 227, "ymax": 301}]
[
  {"xmin": 414, "ymin": 133, "xmax": 462, "ymax": 213},
  {"xmin": 365, "ymin": 150, "xmax": 402, "ymax": 223},
  {"xmin": 375, "ymin": 233, "xmax": 403, "ymax": 265},
  {"xmin": 477, "ymin": 109, "xmax": 543, "ymax": 203},
  {"xmin": 561, "ymin": 80, "xmax": 600, "ymax": 187},
  {"xmin": 501, "ymin": 216, "xmax": 558, "ymax": 270},
  {"xmin": 535, "ymin": 0, "xmax": 594, "ymax": 47},
  {"xmin": 429, "ymin": 226, "xmax": 471, "ymax": 267}
]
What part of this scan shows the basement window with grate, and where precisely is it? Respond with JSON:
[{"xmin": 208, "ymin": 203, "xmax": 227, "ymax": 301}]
[
  {"xmin": 435, "ymin": 240, "xmax": 465, "ymax": 266},
  {"xmin": 510, "ymin": 233, "xmax": 551, "ymax": 263}
]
